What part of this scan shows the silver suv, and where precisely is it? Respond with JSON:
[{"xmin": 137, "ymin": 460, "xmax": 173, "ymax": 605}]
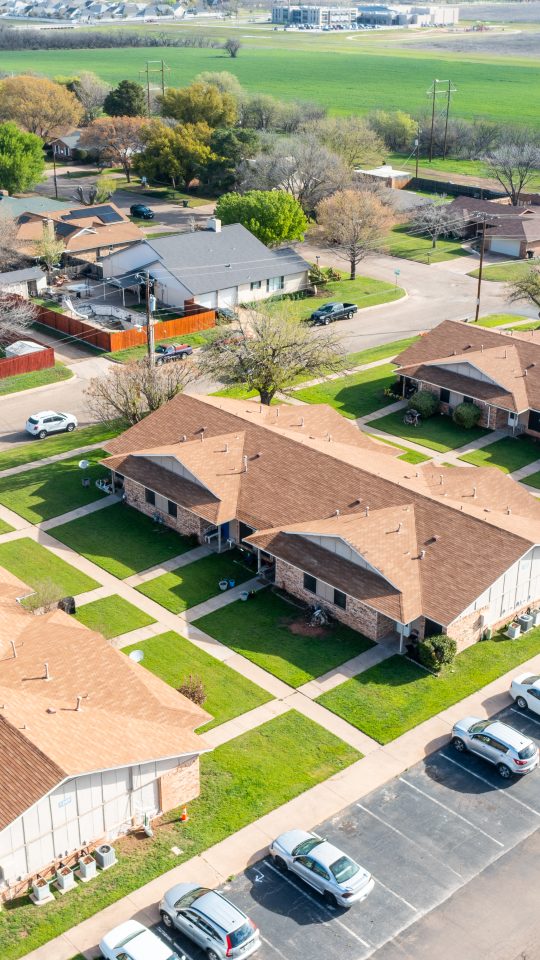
[
  {"xmin": 25, "ymin": 410, "xmax": 77, "ymax": 439},
  {"xmin": 452, "ymin": 716, "xmax": 539, "ymax": 778},
  {"xmin": 159, "ymin": 883, "xmax": 260, "ymax": 960}
]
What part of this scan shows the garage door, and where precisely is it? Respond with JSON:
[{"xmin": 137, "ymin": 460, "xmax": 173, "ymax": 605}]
[
  {"xmin": 490, "ymin": 238, "xmax": 521, "ymax": 257},
  {"xmin": 217, "ymin": 287, "xmax": 238, "ymax": 308},
  {"xmin": 196, "ymin": 292, "xmax": 217, "ymax": 309}
]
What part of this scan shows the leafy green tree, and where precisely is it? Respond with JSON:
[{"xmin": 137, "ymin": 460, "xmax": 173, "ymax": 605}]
[
  {"xmin": 204, "ymin": 127, "xmax": 259, "ymax": 192},
  {"xmin": 135, "ymin": 120, "xmax": 215, "ymax": 190},
  {"xmin": 103, "ymin": 80, "xmax": 146, "ymax": 118},
  {"xmin": 368, "ymin": 110, "xmax": 417, "ymax": 152},
  {"xmin": 508, "ymin": 265, "xmax": 540, "ymax": 312},
  {"xmin": 195, "ymin": 71, "xmax": 244, "ymax": 100},
  {"xmin": 0, "ymin": 121, "xmax": 44, "ymax": 194},
  {"xmin": 159, "ymin": 81, "xmax": 237, "ymax": 128},
  {"xmin": 215, "ymin": 190, "xmax": 308, "ymax": 247},
  {"xmin": 0, "ymin": 75, "xmax": 83, "ymax": 139}
]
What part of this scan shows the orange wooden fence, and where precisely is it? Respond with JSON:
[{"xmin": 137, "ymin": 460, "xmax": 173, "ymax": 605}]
[{"xmin": 0, "ymin": 345, "xmax": 55, "ymax": 380}]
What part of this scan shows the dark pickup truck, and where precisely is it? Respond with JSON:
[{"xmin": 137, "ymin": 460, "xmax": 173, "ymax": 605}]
[
  {"xmin": 154, "ymin": 344, "xmax": 193, "ymax": 364},
  {"xmin": 310, "ymin": 302, "xmax": 358, "ymax": 325}
]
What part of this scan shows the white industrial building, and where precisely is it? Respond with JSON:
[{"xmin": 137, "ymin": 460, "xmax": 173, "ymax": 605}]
[{"xmin": 272, "ymin": 4, "xmax": 358, "ymax": 27}]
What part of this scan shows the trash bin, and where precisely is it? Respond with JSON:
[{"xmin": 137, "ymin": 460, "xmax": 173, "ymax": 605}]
[
  {"xmin": 58, "ymin": 596, "xmax": 76, "ymax": 615},
  {"xmin": 82, "ymin": 477, "xmax": 90, "ymax": 488},
  {"xmin": 182, "ymin": 199, "xmax": 189, "ymax": 208}
]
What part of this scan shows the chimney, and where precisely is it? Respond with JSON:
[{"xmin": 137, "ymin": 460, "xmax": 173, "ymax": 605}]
[{"xmin": 207, "ymin": 217, "xmax": 222, "ymax": 233}]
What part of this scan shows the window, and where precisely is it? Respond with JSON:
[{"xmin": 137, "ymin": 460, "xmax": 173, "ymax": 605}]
[
  {"xmin": 145, "ymin": 488, "xmax": 155, "ymax": 506},
  {"xmin": 303, "ymin": 573, "xmax": 317, "ymax": 594},
  {"xmin": 529, "ymin": 410, "xmax": 540, "ymax": 433},
  {"xmin": 333, "ymin": 589, "xmax": 347, "ymax": 609},
  {"xmin": 267, "ymin": 276, "xmax": 284, "ymax": 292},
  {"xmin": 250, "ymin": 280, "xmax": 262, "ymax": 290},
  {"xmin": 167, "ymin": 500, "xmax": 177, "ymax": 518},
  {"xmin": 439, "ymin": 388, "xmax": 450, "ymax": 404},
  {"xmin": 463, "ymin": 396, "xmax": 474, "ymax": 406}
]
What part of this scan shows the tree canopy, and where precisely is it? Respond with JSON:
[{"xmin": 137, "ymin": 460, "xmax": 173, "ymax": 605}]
[
  {"xmin": 0, "ymin": 121, "xmax": 44, "ymax": 195},
  {"xmin": 159, "ymin": 81, "xmax": 237, "ymax": 128},
  {"xmin": 316, "ymin": 189, "xmax": 393, "ymax": 278},
  {"xmin": 507, "ymin": 266, "xmax": 540, "ymax": 311},
  {"xmin": 135, "ymin": 120, "xmax": 215, "ymax": 190},
  {"xmin": 103, "ymin": 80, "xmax": 146, "ymax": 117},
  {"xmin": 80, "ymin": 116, "xmax": 146, "ymax": 182},
  {"xmin": 215, "ymin": 189, "xmax": 308, "ymax": 247},
  {"xmin": 485, "ymin": 142, "xmax": 540, "ymax": 206},
  {"xmin": 70, "ymin": 72, "xmax": 110, "ymax": 123},
  {"xmin": 0, "ymin": 75, "xmax": 83, "ymax": 139}
]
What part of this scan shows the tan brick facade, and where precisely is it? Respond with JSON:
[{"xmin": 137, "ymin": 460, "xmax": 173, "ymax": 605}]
[
  {"xmin": 447, "ymin": 606, "xmax": 489, "ymax": 652},
  {"xmin": 274, "ymin": 558, "xmax": 395, "ymax": 641},
  {"xmin": 416, "ymin": 382, "xmax": 509, "ymax": 430},
  {"xmin": 158, "ymin": 756, "xmax": 200, "ymax": 813},
  {"xmin": 122, "ymin": 477, "xmax": 211, "ymax": 541}
]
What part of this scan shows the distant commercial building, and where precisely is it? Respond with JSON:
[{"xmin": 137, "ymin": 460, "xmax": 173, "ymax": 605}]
[
  {"xmin": 356, "ymin": 4, "xmax": 459, "ymax": 26},
  {"xmin": 272, "ymin": 4, "xmax": 359, "ymax": 27}
]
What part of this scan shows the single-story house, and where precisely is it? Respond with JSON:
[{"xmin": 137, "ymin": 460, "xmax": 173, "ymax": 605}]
[
  {"xmin": 100, "ymin": 219, "xmax": 311, "ymax": 311},
  {"xmin": 101, "ymin": 393, "xmax": 540, "ymax": 652},
  {"xmin": 0, "ymin": 195, "xmax": 68, "ymax": 219},
  {"xmin": 395, "ymin": 319, "xmax": 540, "ymax": 436},
  {"xmin": 0, "ymin": 566, "xmax": 209, "ymax": 898},
  {"xmin": 0, "ymin": 266, "xmax": 46, "ymax": 298},
  {"xmin": 355, "ymin": 164, "xmax": 412, "ymax": 189},
  {"xmin": 49, "ymin": 130, "xmax": 83, "ymax": 160},
  {"xmin": 445, "ymin": 196, "xmax": 540, "ymax": 259}
]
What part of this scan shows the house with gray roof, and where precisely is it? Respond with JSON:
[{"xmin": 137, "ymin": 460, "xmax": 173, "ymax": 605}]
[
  {"xmin": 0, "ymin": 195, "xmax": 68, "ymax": 219},
  {"xmin": 100, "ymin": 219, "xmax": 310, "ymax": 311}
]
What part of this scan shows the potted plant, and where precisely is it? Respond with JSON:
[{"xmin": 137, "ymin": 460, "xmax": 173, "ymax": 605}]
[{"xmin": 219, "ymin": 579, "xmax": 228, "ymax": 591}]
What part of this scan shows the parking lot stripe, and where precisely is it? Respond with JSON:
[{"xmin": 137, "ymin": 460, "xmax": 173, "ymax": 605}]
[
  {"xmin": 261, "ymin": 934, "xmax": 291, "ymax": 960},
  {"xmin": 356, "ymin": 803, "xmax": 463, "ymax": 881},
  {"xmin": 510, "ymin": 706, "xmax": 540, "ymax": 726},
  {"xmin": 398, "ymin": 776, "xmax": 504, "ymax": 847},
  {"xmin": 443, "ymin": 754, "xmax": 540, "ymax": 817},
  {"xmin": 157, "ymin": 926, "xmax": 199, "ymax": 960},
  {"xmin": 264, "ymin": 859, "xmax": 372, "ymax": 950},
  {"xmin": 371, "ymin": 874, "xmax": 418, "ymax": 913}
]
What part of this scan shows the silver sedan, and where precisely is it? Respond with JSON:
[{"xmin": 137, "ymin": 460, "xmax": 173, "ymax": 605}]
[{"xmin": 269, "ymin": 829, "xmax": 374, "ymax": 908}]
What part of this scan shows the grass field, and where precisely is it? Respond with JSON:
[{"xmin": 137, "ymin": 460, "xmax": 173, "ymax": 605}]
[
  {"xmin": 1, "ymin": 41, "xmax": 540, "ymax": 127},
  {"xmin": 390, "ymin": 153, "xmax": 540, "ymax": 191},
  {"xmin": 74, "ymin": 594, "xmax": 156, "ymax": 639},
  {"xmin": 369, "ymin": 410, "xmax": 490, "ymax": 452},
  {"xmin": 278, "ymin": 276, "xmax": 405, "ymax": 322},
  {"xmin": 458, "ymin": 435, "xmax": 540, "ymax": 473},
  {"xmin": 473, "ymin": 313, "xmax": 530, "ymax": 328},
  {"xmin": 386, "ymin": 224, "xmax": 468, "ymax": 263},
  {"xmin": 0, "ymin": 451, "xmax": 109, "ymax": 523},
  {"xmin": 0, "ymin": 363, "xmax": 72, "ymax": 397},
  {"xmin": 294, "ymin": 363, "xmax": 395, "ymax": 420},
  {"xmin": 469, "ymin": 259, "xmax": 540, "ymax": 281},
  {"xmin": 136, "ymin": 549, "xmax": 253, "ymax": 614},
  {"xmin": 0, "ymin": 538, "xmax": 98, "ymax": 596},
  {"xmin": 0, "ymin": 420, "xmax": 125, "ymax": 472}
]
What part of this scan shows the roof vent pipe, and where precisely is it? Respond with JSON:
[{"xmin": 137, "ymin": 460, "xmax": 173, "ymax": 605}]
[
  {"xmin": 397, "ymin": 522, "xmax": 402, "ymax": 533},
  {"xmin": 224, "ymin": 442, "xmax": 229, "ymax": 453},
  {"xmin": 365, "ymin": 505, "xmax": 369, "ymax": 517},
  {"xmin": 76, "ymin": 696, "xmax": 83, "ymax": 712},
  {"xmin": 472, "ymin": 486, "xmax": 477, "ymax": 498},
  {"xmin": 181, "ymin": 435, "xmax": 186, "ymax": 442},
  {"xmin": 481, "ymin": 344, "xmax": 484, "ymax": 352},
  {"xmin": 200, "ymin": 429, "xmax": 205, "ymax": 442},
  {"xmin": 507, "ymin": 506, "xmax": 512, "ymax": 515},
  {"xmin": 243, "ymin": 455, "xmax": 248, "ymax": 473},
  {"xmin": 439, "ymin": 474, "xmax": 444, "ymax": 485},
  {"xmin": 10, "ymin": 640, "xmax": 16, "ymax": 659},
  {"xmin": 335, "ymin": 509, "xmax": 340, "ymax": 516},
  {"xmin": 44, "ymin": 662, "xmax": 50, "ymax": 681},
  {"xmin": 299, "ymin": 417, "xmax": 304, "ymax": 427},
  {"xmin": 328, "ymin": 434, "xmax": 332, "ymax": 442},
  {"xmin": 419, "ymin": 549, "xmax": 426, "ymax": 559},
  {"xmin": 524, "ymin": 369, "xmax": 528, "ymax": 378}
]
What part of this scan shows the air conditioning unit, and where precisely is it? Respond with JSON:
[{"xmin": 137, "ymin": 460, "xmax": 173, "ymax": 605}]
[
  {"xmin": 76, "ymin": 854, "xmax": 97, "ymax": 883},
  {"xmin": 94, "ymin": 844, "xmax": 117, "ymax": 870},
  {"xmin": 55, "ymin": 865, "xmax": 76, "ymax": 894}
]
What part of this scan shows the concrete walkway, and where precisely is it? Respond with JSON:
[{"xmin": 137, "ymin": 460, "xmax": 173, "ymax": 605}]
[{"xmin": 0, "ymin": 441, "xmax": 112, "ymax": 480}]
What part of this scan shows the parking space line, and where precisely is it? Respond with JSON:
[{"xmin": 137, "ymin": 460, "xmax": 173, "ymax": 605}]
[
  {"xmin": 356, "ymin": 803, "xmax": 463, "ymax": 881},
  {"xmin": 260, "ymin": 934, "xmax": 291, "ymax": 960},
  {"xmin": 398, "ymin": 776, "xmax": 504, "ymax": 847},
  {"xmin": 510, "ymin": 707, "xmax": 540, "ymax": 727},
  {"xmin": 443, "ymin": 754, "xmax": 540, "ymax": 817},
  {"xmin": 264, "ymin": 859, "xmax": 372, "ymax": 950},
  {"xmin": 371, "ymin": 874, "xmax": 418, "ymax": 912},
  {"xmin": 157, "ymin": 926, "xmax": 199, "ymax": 960}
]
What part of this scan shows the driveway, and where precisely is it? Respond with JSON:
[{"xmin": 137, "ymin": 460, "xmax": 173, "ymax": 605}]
[{"xmin": 149, "ymin": 700, "xmax": 540, "ymax": 960}]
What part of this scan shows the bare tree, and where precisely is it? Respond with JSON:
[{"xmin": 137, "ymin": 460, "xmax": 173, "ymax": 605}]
[
  {"xmin": 85, "ymin": 357, "xmax": 194, "ymax": 425},
  {"xmin": 198, "ymin": 309, "xmax": 345, "ymax": 406},
  {"xmin": 411, "ymin": 201, "xmax": 462, "ymax": 249},
  {"xmin": 0, "ymin": 295, "xmax": 37, "ymax": 340},
  {"xmin": 484, "ymin": 142, "xmax": 540, "ymax": 206},
  {"xmin": 507, "ymin": 266, "xmax": 540, "ymax": 314},
  {"xmin": 224, "ymin": 38, "xmax": 241, "ymax": 58},
  {"xmin": 0, "ymin": 216, "xmax": 26, "ymax": 271},
  {"xmin": 79, "ymin": 116, "xmax": 146, "ymax": 182},
  {"xmin": 71, "ymin": 71, "xmax": 110, "ymax": 123},
  {"xmin": 316, "ymin": 189, "xmax": 394, "ymax": 279},
  {"xmin": 315, "ymin": 116, "xmax": 384, "ymax": 170}
]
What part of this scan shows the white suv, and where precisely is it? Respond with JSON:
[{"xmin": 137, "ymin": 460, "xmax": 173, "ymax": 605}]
[{"xmin": 25, "ymin": 411, "xmax": 78, "ymax": 440}]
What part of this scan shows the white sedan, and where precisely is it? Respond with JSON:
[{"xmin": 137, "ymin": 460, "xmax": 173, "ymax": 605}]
[
  {"xmin": 511, "ymin": 673, "xmax": 540, "ymax": 715},
  {"xmin": 99, "ymin": 920, "xmax": 182, "ymax": 960}
]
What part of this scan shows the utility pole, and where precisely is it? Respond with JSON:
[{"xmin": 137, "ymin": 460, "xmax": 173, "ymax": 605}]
[
  {"xmin": 428, "ymin": 79, "xmax": 438, "ymax": 163},
  {"xmin": 415, "ymin": 124, "xmax": 420, "ymax": 179},
  {"xmin": 427, "ymin": 79, "xmax": 456, "ymax": 163},
  {"xmin": 474, "ymin": 218, "xmax": 487, "ymax": 323},
  {"xmin": 52, "ymin": 144, "xmax": 58, "ymax": 200},
  {"xmin": 139, "ymin": 60, "xmax": 170, "ymax": 114},
  {"xmin": 442, "ymin": 79, "xmax": 457, "ymax": 160},
  {"xmin": 145, "ymin": 271, "xmax": 156, "ymax": 364}
]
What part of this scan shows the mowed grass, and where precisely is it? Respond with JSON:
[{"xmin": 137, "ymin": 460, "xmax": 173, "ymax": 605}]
[
  {"xmin": 51, "ymin": 503, "xmax": 194, "ymax": 579},
  {"xmin": 469, "ymin": 259, "xmax": 540, "ymax": 282},
  {"xmin": 276, "ymin": 275, "xmax": 405, "ymax": 323},
  {"xmin": 521, "ymin": 471, "xmax": 540, "ymax": 491},
  {"xmin": 375, "ymin": 436, "xmax": 432, "ymax": 464},
  {"xmin": 0, "ymin": 420, "xmax": 126, "ymax": 472},
  {"xmin": 0, "ymin": 538, "xmax": 98, "ymax": 595},
  {"xmin": 389, "ymin": 154, "xmax": 540, "ymax": 191},
  {"xmin": 386, "ymin": 224, "xmax": 469, "ymax": 263},
  {"xmin": 294, "ymin": 363, "xmax": 395, "ymax": 420},
  {"xmin": 0, "ymin": 363, "xmax": 72, "ymax": 396},
  {"xmin": 136, "ymin": 550, "xmax": 253, "ymax": 614},
  {"xmin": 1, "ymin": 44, "xmax": 539, "ymax": 126},
  {"xmin": 459, "ymin": 436, "xmax": 540, "ymax": 473},
  {"xmin": 195, "ymin": 589, "xmax": 374, "ymax": 687},
  {"xmin": 123, "ymin": 630, "xmax": 272, "ymax": 731},
  {"xmin": 106, "ymin": 330, "xmax": 212, "ymax": 364},
  {"xmin": 1, "ymin": 710, "xmax": 358, "ymax": 960},
  {"xmin": 0, "ymin": 451, "xmax": 109, "ymax": 523},
  {"xmin": 74, "ymin": 594, "xmax": 156, "ymax": 639},
  {"xmin": 369, "ymin": 411, "xmax": 490, "ymax": 453},
  {"xmin": 318, "ymin": 628, "xmax": 540, "ymax": 743},
  {"xmin": 473, "ymin": 313, "xmax": 529, "ymax": 328},
  {"xmin": 0, "ymin": 518, "xmax": 14, "ymax": 534}
]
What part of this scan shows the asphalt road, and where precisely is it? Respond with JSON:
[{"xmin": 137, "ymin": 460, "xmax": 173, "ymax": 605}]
[{"xmin": 150, "ymin": 702, "xmax": 540, "ymax": 960}]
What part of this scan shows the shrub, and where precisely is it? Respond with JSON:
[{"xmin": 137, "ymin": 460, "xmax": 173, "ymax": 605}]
[
  {"xmin": 417, "ymin": 634, "xmax": 457, "ymax": 672},
  {"xmin": 178, "ymin": 674, "xmax": 207, "ymax": 706},
  {"xmin": 408, "ymin": 390, "xmax": 439, "ymax": 419},
  {"xmin": 453, "ymin": 401, "xmax": 482, "ymax": 429},
  {"xmin": 22, "ymin": 578, "xmax": 63, "ymax": 613}
]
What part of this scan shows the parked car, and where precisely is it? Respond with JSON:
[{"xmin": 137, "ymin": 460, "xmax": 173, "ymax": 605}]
[
  {"xmin": 130, "ymin": 203, "xmax": 155, "ymax": 220},
  {"xmin": 451, "ymin": 716, "xmax": 539, "ymax": 778},
  {"xmin": 511, "ymin": 673, "xmax": 540, "ymax": 715},
  {"xmin": 310, "ymin": 302, "xmax": 358, "ymax": 325},
  {"xmin": 100, "ymin": 919, "xmax": 182, "ymax": 960},
  {"xmin": 269, "ymin": 829, "xmax": 374, "ymax": 907},
  {"xmin": 155, "ymin": 344, "xmax": 193, "ymax": 364},
  {"xmin": 160, "ymin": 883, "xmax": 261, "ymax": 959},
  {"xmin": 25, "ymin": 411, "xmax": 77, "ymax": 440}
]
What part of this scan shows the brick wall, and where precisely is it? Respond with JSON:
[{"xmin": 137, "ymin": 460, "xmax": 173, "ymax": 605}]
[
  {"xmin": 447, "ymin": 606, "xmax": 489, "ymax": 652},
  {"xmin": 158, "ymin": 756, "xmax": 200, "ymax": 813},
  {"xmin": 418, "ymin": 382, "xmax": 508, "ymax": 430},
  {"xmin": 275, "ymin": 558, "xmax": 395, "ymax": 641},
  {"xmin": 123, "ymin": 477, "xmax": 209, "ymax": 541}
]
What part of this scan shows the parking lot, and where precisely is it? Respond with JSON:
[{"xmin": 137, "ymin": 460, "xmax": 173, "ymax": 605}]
[{"xmin": 151, "ymin": 702, "xmax": 540, "ymax": 960}]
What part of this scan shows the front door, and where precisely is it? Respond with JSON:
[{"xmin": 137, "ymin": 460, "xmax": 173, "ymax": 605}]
[{"xmin": 221, "ymin": 521, "xmax": 230, "ymax": 543}]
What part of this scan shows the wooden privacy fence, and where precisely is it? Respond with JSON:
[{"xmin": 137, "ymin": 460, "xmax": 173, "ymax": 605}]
[
  {"xmin": 35, "ymin": 304, "xmax": 216, "ymax": 353},
  {"xmin": 0, "ymin": 345, "xmax": 55, "ymax": 380}
]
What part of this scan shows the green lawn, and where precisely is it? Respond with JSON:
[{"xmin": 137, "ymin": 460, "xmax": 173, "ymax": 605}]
[
  {"xmin": 0, "ymin": 420, "xmax": 126, "ymax": 473},
  {"xmin": 375, "ymin": 436, "xmax": 432, "ymax": 464},
  {"xmin": 294, "ymin": 363, "xmax": 395, "ymax": 420},
  {"xmin": 386, "ymin": 224, "xmax": 469, "ymax": 264},
  {"xmin": 459, "ymin": 436, "xmax": 540, "ymax": 473},
  {"xmin": 472, "ymin": 313, "xmax": 529, "ymax": 328},
  {"xmin": 510, "ymin": 321, "xmax": 540, "ymax": 332},
  {"xmin": 0, "ymin": 363, "xmax": 73, "ymax": 397},
  {"xmin": 115, "ymin": 183, "xmax": 211, "ymax": 207},
  {"xmin": 1, "ymin": 711, "xmax": 358, "ymax": 960},
  {"xmin": 369, "ymin": 411, "xmax": 490, "ymax": 453},
  {"xmin": 468, "ymin": 259, "xmax": 540, "ymax": 282},
  {"xmin": 521, "ymin": 471, "xmax": 540, "ymax": 491},
  {"xmin": 0, "ymin": 518, "xmax": 14, "ymax": 534},
  {"xmin": 0, "ymin": 451, "xmax": 109, "ymax": 523},
  {"xmin": 389, "ymin": 154, "xmax": 540, "ymax": 190},
  {"xmin": 0, "ymin": 538, "xmax": 98, "ymax": 596},
  {"xmin": 51, "ymin": 503, "xmax": 194, "ymax": 579},
  {"xmin": 136, "ymin": 550, "xmax": 253, "ymax": 614},
  {"xmin": 107, "ymin": 330, "xmax": 212, "ymax": 364},
  {"xmin": 195, "ymin": 589, "xmax": 374, "ymax": 688},
  {"xmin": 123, "ymin": 630, "xmax": 272, "ymax": 731},
  {"xmin": 275, "ymin": 275, "xmax": 405, "ymax": 323},
  {"xmin": 75, "ymin": 594, "xmax": 156, "ymax": 639},
  {"xmin": 319, "ymin": 627, "xmax": 540, "ymax": 743}
]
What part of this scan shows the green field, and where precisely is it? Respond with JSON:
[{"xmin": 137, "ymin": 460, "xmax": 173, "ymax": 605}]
[{"xmin": 1, "ymin": 40, "xmax": 540, "ymax": 126}]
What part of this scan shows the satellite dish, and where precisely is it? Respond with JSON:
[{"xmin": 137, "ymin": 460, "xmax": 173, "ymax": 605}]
[
  {"xmin": 129, "ymin": 650, "xmax": 144, "ymax": 663},
  {"xmin": 78, "ymin": 460, "xmax": 90, "ymax": 470}
]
